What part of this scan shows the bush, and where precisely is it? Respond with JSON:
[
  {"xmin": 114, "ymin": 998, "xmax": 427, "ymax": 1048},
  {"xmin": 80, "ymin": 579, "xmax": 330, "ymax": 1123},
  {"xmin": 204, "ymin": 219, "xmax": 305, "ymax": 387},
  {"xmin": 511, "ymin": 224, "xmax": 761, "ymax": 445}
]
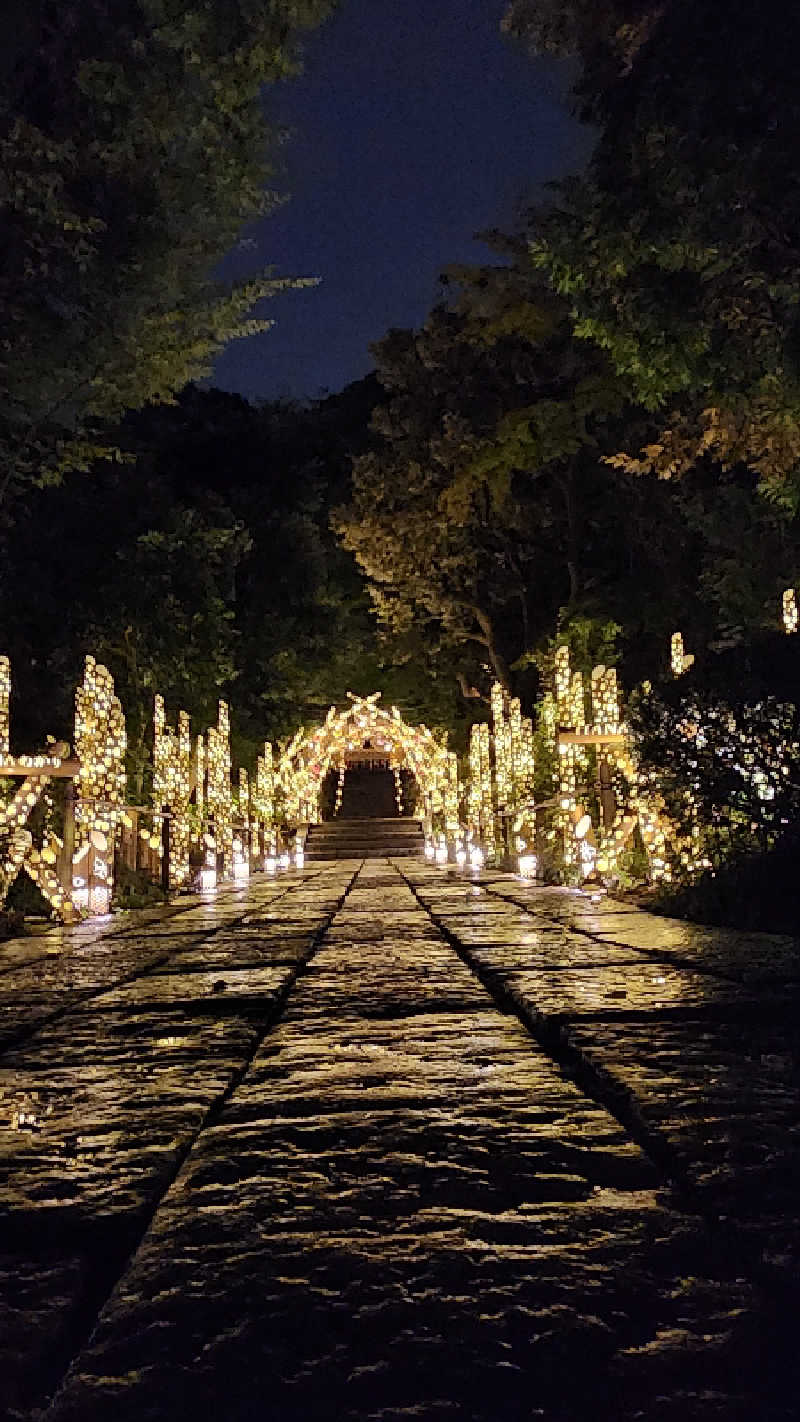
[
  {"xmin": 628, "ymin": 633, "xmax": 800, "ymax": 930},
  {"xmin": 113, "ymin": 865, "xmax": 168, "ymax": 910}
]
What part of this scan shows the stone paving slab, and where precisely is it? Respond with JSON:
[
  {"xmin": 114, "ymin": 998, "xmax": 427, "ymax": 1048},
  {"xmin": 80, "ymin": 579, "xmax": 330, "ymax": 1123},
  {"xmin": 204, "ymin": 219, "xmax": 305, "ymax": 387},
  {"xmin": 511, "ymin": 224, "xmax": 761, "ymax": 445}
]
[
  {"xmin": 1, "ymin": 860, "xmax": 799, "ymax": 1420},
  {"xmin": 91, "ymin": 964, "xmax": 294, "ymax": 1011},
  {"xmin": 0, "ymin": 1008, "xmax": 264, "ymax": 1419},
  {"xmin": 466, "ymin": 939, "xmax": 651, "ymax": 971},
  {"xmin": 498, "ymin": 963, "xmax": 778, "ymax": 1021},
  {"xmin": 578, "ymin": 922, "xmax": 800, "ymax": 983},
  {"xmin": 566, "ymin": 1017, "xmax": 800, "ymax": 1272},
  {"xmin": 41, "ymin": 973, "xmax": 780, "ymax": 1422},
  {"xmin": 158, "ymin": 937, "xmax": 317, "ymax": 970}
]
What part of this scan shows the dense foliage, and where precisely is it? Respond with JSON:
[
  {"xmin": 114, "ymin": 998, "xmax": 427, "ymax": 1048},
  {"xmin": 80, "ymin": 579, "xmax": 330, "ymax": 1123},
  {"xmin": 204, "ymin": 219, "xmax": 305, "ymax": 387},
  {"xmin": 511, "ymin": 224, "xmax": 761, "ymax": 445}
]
[
  {"xmin": 0, "ymin": 0, "xmax": 331, "ymax": 503},
  {"xmin": 0, "ymin": 379, "xmax": 472, "ymax": 794},
  {"xmin": 628, "ymin": 638, "xmax": 800, "ymax": 929},
  {"xmin": 506, "ymin": 0, "xmax": 800, "ymax": 507}
]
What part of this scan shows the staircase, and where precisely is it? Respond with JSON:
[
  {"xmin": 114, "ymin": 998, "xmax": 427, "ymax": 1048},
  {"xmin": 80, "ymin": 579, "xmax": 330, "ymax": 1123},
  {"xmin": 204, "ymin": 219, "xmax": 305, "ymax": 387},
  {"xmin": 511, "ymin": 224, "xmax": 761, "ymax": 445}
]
[{"xmin": 304, "ymin": 817, "xmax": 425, "ymax": 861}]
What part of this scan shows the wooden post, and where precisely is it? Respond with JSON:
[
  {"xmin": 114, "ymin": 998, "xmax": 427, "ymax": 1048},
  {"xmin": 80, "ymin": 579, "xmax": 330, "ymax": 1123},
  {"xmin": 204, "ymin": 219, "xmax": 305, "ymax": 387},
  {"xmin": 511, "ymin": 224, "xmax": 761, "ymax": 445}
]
[
  {"xmin": 598, "ymin": 753, "xmax": 616, "ymax": 829},
  {"xmin": 59, "ymin": 779, "xmax": 76, "ymax": 899}
]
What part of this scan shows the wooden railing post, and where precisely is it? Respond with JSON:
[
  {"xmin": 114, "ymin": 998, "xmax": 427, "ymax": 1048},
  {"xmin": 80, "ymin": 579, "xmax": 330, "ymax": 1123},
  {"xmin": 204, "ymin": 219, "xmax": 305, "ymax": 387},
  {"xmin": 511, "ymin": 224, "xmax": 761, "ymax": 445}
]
[{"xmin": 59, "ymin": 779, "xmax": 76, "ymax": 900}]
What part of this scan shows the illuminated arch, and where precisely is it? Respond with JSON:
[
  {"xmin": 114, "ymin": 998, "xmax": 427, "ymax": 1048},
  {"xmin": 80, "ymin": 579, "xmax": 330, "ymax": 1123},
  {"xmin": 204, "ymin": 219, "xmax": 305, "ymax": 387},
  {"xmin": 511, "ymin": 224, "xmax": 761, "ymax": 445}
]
[{"xmin": 275, "ymin": 692, "xmax": 459, "ymax": 831}]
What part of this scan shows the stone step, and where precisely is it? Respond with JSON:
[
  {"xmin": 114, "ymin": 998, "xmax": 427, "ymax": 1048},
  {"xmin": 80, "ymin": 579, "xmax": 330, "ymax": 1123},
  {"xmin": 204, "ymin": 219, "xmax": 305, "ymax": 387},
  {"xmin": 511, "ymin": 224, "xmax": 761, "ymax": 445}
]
[
  {"xmin": 307, "ymin": 832, "xmax": 424, "ymax": 846},
  {"xmin": 303, "ymin": 845, "xmax": 422, "ymax": 860}
]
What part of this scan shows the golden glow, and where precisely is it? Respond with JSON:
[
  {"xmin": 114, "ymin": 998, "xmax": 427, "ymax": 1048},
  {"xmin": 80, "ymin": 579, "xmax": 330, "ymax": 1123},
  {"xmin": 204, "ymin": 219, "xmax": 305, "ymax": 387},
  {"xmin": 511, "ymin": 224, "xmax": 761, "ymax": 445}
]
[
  {"xmin": 153, "ymin": 695, "xmax": 192, "ymax": 889},
  {"xmin": 73, "ymin": 658, "xmax": 126, "ymax": 909},
  {"xmin": 0, "ymin": 655, "xmax": 9, "ymax": 761},
  {"xmin": 670, "ymin": 631, "xmax": 694, "ymax": 676},
  {"xmin": 274, "ymin": 692, "xmax": 458, "ymax": 839},
  {"xmin": 783, "ymin": 587, "xmax": 798, "ymax": 634},
  {"xmin": 206, "ymin": 701, "xmax": 233, "ymax": 875}
]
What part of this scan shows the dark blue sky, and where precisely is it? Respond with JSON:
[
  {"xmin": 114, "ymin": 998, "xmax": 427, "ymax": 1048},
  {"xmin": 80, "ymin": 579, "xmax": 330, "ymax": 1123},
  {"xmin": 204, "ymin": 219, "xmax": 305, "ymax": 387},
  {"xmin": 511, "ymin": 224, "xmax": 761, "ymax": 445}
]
[{"xmin": 211, "ymin": 0, "xmax": 591, "ymax": 403}]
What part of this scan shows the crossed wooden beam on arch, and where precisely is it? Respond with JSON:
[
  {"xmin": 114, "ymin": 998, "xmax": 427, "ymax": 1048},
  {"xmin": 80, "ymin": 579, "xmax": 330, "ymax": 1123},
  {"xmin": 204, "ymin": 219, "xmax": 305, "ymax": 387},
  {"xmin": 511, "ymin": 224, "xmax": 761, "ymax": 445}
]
[{"xmin": 0, "ymin": 741, "xmax": 79, "ymax": 921}]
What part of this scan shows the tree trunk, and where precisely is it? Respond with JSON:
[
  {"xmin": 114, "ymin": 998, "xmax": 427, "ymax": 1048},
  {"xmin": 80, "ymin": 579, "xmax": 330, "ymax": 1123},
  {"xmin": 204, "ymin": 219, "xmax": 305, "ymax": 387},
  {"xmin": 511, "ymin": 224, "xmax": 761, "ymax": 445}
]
[
  {"xmin": 557, "ymin": 465, "xmax": 581, "ymax": 606},
  {"xmin": 473, "ymin": 607, "xmax": 512, "ymax": 691}
]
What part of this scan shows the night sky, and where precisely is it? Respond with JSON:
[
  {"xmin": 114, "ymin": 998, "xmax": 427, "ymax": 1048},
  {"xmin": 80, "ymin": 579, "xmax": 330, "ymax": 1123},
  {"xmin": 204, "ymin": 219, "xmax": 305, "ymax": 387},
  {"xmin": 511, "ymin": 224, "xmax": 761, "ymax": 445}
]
[{"xmin": 211, "ymin": 0, "xmax": 591, "ymax": 403}]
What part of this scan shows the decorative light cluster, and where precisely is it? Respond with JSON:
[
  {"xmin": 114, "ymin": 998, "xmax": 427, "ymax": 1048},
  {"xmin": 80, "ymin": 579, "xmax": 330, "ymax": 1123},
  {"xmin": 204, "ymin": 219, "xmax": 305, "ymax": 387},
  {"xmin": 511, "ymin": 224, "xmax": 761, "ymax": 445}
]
[
  {"xmin": 393, "ymin": 763, "xmax": 404, "ymax": 815},
  {"xmin": 194, "ymin": 735, "xmax": 205, "ymax": 818},
  {"xmin": 471, "ymin": 682, "xmax": 537, "ymax": 868},
  {"xmin": 671, "ymin": 631, "xmax": 694, "ymax": 676},
  {"xmin": 0, "ymin": 654, "xmax": 78, "ymax": 919},
  {"xmin": 446, "ymin": 750, "xmax": 459, "ymax": 831},
  {"xmin": 491, "ymin": 683, "xmax": 511, "ymax": 812},
  {"xmin": 0, "ymin": 798, "xmax": 75, "ymax": 921},
  {"xmin": 205, "ymin": 701, "xmax": 233, "ymax": 876},
  {"xmin": 467, "ymin": 722, "xmax": 492, "ymax": 843},
  {"xmin": 73, "ymin": 657, "xmax": 126, "ymax": 913},
  {"xmin": 0, "ymin": 656, "xmax": 10, "ymax": 761},
  {"xmin": 783, "ymin": 587, "xmax": 798, "ymax": 634},
  {"xmin": 153, "ymin": 695, "xmax": 192, "ymax": 888},
  {"xmin": 554, "ymin": 646, "xmax": 579, "ymax": 869},
  {"xmin": 275, "ymin": 692, "xmax": 457, "ymax": 840},
  {"xmin": 252, "ymin": 743, "xmax": 276, "ymax": 857},
  {"xmin": 590, "ymin": 666, "xmax": 621, "ymax": 733}
]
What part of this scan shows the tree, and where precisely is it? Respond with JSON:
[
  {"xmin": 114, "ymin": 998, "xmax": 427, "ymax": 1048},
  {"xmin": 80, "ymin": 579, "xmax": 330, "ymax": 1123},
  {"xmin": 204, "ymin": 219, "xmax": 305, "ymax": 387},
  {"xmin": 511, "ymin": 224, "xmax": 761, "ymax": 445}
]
[
  {"xmin": 335, "ymin": 249, "xmax": 703, "ymax": 699},
  {"xmin": 0, "ymin": 0, "xmax": 331, "ymax": 505},
  {"xmin": 509, "ymin": 0, "xmax": 800, "ymax": 506}
]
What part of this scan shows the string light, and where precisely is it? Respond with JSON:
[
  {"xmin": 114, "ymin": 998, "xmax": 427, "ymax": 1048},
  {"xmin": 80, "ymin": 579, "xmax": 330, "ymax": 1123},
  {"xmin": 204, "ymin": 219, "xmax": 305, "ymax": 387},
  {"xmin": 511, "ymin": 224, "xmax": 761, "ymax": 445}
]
[
  {"xmin": 671, "ymin": 631, "xmax": 694, "ymax": 676},
  {"xmin": 153, "ymin": 696, "xmax": 192, "ymax": 888},
  {"xmin": 783, "ymin": 588, "xmax": 798, "ymax": 633},
  {"xmin": 274, "ymin": 692, "xmax": 460, "ymax": 848},
  {"xmin": 206, "ymin": 701, "xmax": 233, "ymax": 876},
  {"xmin": 0, "ymin": 655, "xmax": 8, "ymax": 761},
  {"xmin": 74, "ymin": 657, "xmax": 126, "ymax": 913}
]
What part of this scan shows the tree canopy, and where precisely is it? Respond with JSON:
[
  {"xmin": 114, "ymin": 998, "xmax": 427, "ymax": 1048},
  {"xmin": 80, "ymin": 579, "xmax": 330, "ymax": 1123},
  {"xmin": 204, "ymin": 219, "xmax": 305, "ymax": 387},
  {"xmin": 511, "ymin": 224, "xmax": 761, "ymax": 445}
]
[
  {"xmin": 0, "ymin": 0, "xmax": 331, "ymax": 504},
  {"xmin": 507, "ymin": 0, "xmax": 800, "ymax": 507}
]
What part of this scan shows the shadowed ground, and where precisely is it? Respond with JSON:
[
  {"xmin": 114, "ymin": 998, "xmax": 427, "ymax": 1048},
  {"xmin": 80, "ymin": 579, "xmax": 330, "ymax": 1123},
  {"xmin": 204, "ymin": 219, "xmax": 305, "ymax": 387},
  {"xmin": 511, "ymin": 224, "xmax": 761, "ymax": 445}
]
[{"xmin": 1, "ymin": 860, "xmax": 798, "ymax": 1420}]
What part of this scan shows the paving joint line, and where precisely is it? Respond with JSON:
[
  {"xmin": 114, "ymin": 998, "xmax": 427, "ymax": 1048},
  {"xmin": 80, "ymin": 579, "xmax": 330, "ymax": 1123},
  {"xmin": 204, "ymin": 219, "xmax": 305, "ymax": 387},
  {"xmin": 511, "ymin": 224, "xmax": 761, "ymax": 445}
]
[
  {"xmin": 396, "ymin": 864, "xmax": 800, "ymax": 1310},
  {"xmin": 478, "ymin": 881, "xmax": 765, "ymax": 985},
  {"xmin": 0, "ymin": 866, "xmax": 333, "ymax": 1058},
  {"xmin": 37, "ymin": 862, "xmax": 362, "ymax": 1418}
]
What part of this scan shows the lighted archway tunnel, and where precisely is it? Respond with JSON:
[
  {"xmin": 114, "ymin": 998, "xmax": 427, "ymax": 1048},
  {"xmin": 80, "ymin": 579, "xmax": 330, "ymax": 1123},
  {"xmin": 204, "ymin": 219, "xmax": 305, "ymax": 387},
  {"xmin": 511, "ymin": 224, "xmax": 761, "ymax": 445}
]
[{"xmin": 276, "ymin": 692, "xmax": 460, "ymax": 833}]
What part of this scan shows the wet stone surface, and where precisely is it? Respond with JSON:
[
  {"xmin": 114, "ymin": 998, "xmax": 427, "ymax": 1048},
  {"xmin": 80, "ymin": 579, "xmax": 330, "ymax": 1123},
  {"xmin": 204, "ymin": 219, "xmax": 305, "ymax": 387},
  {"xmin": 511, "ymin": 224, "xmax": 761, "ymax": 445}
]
[{"xmin": 0, "ymin": 860, "xmax": 798, "ymax": 1419}]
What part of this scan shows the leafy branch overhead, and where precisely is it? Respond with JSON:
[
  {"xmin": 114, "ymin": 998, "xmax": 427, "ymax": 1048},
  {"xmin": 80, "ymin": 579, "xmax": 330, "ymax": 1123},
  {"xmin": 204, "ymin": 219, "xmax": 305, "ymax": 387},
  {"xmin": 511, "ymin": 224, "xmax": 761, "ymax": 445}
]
[
  {"xmin": 508, "ymin": 0, "xmax": 800, "ymax": 506},
  {"xmin": 0, "ymin": 0, "xmax": 331, "ymax": 501}
]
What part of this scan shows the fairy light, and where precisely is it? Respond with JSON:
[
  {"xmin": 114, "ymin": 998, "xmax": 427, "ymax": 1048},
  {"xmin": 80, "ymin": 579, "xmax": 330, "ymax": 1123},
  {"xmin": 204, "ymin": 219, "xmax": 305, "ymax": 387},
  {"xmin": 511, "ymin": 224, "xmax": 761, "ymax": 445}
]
[
  {"xmin": 783, "ymin": 588, "xmax": 798, "ymax": 633},
  {"xmin": 252, "ymin": 742, "xmax": 275, "ymax": 855},
  {"xmin": 274, "ymin": 692, "xmax": 457, "ymax": 839},
  {"xmin": 671, "ymin": 631, "xmax": 694, "ymax": 676},
  {"xmin": 206, "ymin": 701, "xmax": 233, "ymax": 876},
  {"xmin": 393, "ymin": 762, "xmax": 404, "ymax": 815},
  {"xmin": 333, "ymin": 761, "xmax": 345, "ymax": 814},
  {"xmin": 194, "ymin": 735, "xmax": 204, "ymax": 818},
  {"xmin": 444, "ymin": 750, "xmax": 459, "ymax": 836},
  {"xmin": 238, "ymin": 767, "xmax": 251, "ymax": 871},
  {"xmin": 553, "ymin": 646, "xmax": 579, "ymax": 869},
  {"xmin": 590, "ymin": 666, "xmax": 621, "ymax": 734},
  {"xmin": 73, "ymin": 657, "xmax": 126, "ymax": 913},
  {"xmin": 0, "ymin": 655, "xmax": 9, "ymax": 760},
  {"xmin": 491, "ymin": 683, "xmax": 511, "ymax": 811},
  {"xmin": 153, "ymin": 696, "xmax": 192, "ymax": 889}
]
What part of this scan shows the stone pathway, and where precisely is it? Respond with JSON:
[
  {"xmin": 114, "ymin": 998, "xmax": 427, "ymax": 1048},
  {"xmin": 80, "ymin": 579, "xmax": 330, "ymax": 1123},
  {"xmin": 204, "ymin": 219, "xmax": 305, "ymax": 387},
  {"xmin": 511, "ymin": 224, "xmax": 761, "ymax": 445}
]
[{"xmin": 1, "ymin": 861, "xmax": 798, "ymax": 1420}]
